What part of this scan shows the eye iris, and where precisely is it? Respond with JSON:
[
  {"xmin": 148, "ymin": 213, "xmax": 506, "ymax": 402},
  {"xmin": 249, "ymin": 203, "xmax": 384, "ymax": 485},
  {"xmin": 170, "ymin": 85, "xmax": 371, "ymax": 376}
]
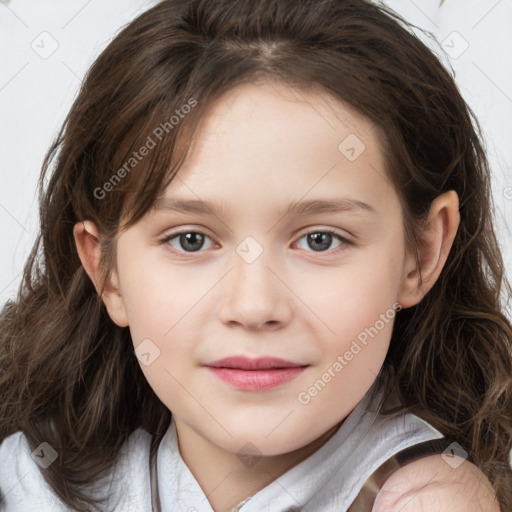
[
  {"xmin": 180, "ymin": 232, "xmax": 204, "ymax": 252},
  {"xmin": 308, "ymin": 232, "xmax": 332, "ymax": 251},
  {"xmin": 174, "ymin": 232, "xmax": 337, "ymax": 253}
]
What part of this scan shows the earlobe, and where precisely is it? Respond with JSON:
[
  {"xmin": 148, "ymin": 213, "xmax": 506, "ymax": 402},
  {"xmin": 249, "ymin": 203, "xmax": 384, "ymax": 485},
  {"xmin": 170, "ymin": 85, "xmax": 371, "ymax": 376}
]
[
  {"xmin": 73, "ymin": 221, "xmax": 129, "ymax": 327},
  {"xmin": 398, "ymin": 191, "xmax": 460, "ymax": 309}
]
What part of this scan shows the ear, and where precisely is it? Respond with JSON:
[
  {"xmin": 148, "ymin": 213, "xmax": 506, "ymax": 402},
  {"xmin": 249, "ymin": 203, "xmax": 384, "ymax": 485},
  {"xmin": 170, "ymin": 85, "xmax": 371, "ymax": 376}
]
[
  {"xmin": 398, "ymin": 190, "xmax": 460, "ymax": 309},
  {"xmin": 73, "ymin": 220, "xmax": 129, "ymax": 327}
]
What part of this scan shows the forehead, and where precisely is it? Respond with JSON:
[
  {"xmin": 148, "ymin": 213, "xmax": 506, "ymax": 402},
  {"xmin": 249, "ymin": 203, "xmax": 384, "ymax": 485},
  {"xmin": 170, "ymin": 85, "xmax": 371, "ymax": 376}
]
[
  {"xmin": 146, "ymin": 80, "xmax": 399, "ymax": 226},
  {"xmin": 189, "ymin": 80, "xmax": 379, "ymax": 153},
  {"xmin": 164, "ymin": 82, "xmax": 389, "ymax": 199}
]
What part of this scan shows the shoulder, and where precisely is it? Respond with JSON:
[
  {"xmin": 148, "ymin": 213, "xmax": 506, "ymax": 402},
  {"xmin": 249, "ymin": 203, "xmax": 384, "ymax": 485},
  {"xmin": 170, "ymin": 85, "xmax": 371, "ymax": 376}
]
[
  {"xmin": 372, "ymin": 453, "xmax": 501, "ymax": 512},
  {"xmin": 0, "ymin": 428, "xmax": 153, "ymax": 512},
  {"xmin": 0, "ymin": 430, "xmax": 36, "ymax": 474},
  {"xmin": 0, "ymin": 431, "xmax": 61, "ymax": 511}
]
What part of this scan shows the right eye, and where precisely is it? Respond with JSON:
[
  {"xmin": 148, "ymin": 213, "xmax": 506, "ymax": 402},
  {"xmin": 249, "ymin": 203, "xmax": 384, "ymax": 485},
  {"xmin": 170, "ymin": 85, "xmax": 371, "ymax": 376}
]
[{"xmin": 160, "ymin": 230, "xmax": 216, "ymax": 255}]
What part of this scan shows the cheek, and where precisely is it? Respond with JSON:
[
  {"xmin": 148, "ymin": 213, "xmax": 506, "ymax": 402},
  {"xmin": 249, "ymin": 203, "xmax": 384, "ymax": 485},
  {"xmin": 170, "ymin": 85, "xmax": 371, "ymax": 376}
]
[
  {"xmin": 116, "ymin": 246, "xmax": 207, "ymax": 402},
  {"xmin": 115, "ymin": 239, "xmax": 193, "ymax": 337},
  {"xmin": 301, "ymin": 248, "xmax": 404, "ymax": 338},
  {"xmin": 117, "ymin": 263, "xmax": 197, "ymax": 406}
]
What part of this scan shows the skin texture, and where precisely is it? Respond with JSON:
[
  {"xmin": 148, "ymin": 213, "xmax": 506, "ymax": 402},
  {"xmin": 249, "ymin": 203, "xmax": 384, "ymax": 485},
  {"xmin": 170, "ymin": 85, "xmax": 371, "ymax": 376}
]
[
  {"xmin": 74, "ymin": 81, "xmax": 463, "ymax": 512},
  {"xmin": 373, "ymin": 453, "xmax": 501, "ymax": 511}
]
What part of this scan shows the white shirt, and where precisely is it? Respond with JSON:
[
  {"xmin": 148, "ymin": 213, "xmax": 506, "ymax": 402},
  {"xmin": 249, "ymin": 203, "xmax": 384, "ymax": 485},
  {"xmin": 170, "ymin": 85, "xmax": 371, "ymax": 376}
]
[{"xmin": 0, "ymin": 383, "xmax": 444, "ymax": 511}]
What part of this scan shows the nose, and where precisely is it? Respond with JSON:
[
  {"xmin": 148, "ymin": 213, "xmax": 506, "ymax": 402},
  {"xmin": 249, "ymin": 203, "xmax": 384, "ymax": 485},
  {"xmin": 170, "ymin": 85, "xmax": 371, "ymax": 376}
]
[{"xmin": 217, "ymin": 243, "xmax": 292, "ymax": 331}]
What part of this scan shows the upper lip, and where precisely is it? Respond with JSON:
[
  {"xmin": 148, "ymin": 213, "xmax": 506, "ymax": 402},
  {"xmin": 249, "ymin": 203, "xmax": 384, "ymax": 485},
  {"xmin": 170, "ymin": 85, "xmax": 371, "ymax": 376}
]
[{"xmin": 204, "ymin": 356, "xmax": 308, "ymax": 370}]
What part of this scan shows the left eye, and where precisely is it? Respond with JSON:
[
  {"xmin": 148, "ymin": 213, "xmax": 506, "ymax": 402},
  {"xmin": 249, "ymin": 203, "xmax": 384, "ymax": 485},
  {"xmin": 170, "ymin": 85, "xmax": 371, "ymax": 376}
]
[
  {"xmin": 295, "ymin": 230, "xmax": 348, "ymax": 253},
  {"xmin": 161, "ymin": 229, "xmax": 349, "ymax": 255}
]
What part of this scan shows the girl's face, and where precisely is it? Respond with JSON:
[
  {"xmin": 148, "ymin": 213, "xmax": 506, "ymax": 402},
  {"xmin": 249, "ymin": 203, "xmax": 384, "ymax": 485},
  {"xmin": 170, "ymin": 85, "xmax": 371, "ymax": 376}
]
[{"xmin": 110, "ymin": 81, "xmax": 415, "ymax": 457}]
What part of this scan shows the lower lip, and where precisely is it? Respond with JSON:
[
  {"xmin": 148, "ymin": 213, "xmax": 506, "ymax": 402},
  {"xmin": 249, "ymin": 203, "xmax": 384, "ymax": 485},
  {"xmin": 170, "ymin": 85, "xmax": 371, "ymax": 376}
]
[{"xmin": 205, "ymin": 366, "xmax": 308, "ymax": 390}]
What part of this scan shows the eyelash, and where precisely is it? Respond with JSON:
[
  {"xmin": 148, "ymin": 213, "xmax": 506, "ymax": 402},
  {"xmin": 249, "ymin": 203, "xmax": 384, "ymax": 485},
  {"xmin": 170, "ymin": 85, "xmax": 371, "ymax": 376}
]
[{"xmin": 159, "ymin": 228, "xmax": 351, "ymax": 257}]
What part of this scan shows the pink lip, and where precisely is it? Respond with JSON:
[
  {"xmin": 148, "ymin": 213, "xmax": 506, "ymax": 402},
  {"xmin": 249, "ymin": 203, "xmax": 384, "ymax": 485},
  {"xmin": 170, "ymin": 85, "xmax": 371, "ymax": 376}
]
[
  {"xmin": 204, "ymin": 356, "xmax": 309, "ymax": 391},
  {"xmin": 204, "ymin": 356, "xmax": 306, "ymax": 370}
]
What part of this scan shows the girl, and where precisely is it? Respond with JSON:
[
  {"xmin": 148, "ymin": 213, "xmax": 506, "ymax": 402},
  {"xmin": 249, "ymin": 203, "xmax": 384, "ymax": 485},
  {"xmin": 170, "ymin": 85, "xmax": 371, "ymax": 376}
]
[{"xmin": 1, "ymin": 0, "xmax": 511, "ymax": 511}]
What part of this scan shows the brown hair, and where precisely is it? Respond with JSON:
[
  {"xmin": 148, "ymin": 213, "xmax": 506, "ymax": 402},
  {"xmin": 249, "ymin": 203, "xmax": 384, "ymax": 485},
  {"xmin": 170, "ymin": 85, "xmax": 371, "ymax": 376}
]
[{"xmin": 1, "ymin": 0, "xmax": 511, "ymax": 510}]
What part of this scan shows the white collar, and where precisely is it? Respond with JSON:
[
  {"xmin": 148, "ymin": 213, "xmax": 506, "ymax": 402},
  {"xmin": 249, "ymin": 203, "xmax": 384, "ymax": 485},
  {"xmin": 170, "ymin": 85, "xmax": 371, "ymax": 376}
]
[{"xmin": 155, "ymin": 384, "xmax": 384, "ymax": 512}]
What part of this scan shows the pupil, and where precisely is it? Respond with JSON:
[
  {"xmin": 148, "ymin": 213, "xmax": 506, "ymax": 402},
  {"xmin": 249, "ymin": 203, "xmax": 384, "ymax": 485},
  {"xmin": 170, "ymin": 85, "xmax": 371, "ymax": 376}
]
[
  {"xmin": 309, "ymin": 232, "xmax": 331, "ymax": 251},
  {"xmin": 182, "ymin": 233, "xmax": 203, "ymax": 251}
]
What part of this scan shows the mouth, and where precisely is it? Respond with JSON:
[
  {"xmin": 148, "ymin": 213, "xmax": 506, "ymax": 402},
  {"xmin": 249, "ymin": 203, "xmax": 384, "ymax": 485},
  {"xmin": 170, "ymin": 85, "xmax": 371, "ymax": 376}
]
[
  {"xmin": 204, "ymin": 355, "xmax": 308, "ymax": 371},
  {"xmin": 203, "ymin": 356, "xmax": 309, "ymax": 390}
]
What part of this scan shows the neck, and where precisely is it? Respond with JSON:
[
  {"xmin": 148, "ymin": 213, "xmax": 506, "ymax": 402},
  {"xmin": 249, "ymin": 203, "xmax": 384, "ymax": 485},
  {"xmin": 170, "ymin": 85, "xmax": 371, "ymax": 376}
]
[{"xmin": 173, "ymin": 419, "xmax": 343, "ymax": 512}]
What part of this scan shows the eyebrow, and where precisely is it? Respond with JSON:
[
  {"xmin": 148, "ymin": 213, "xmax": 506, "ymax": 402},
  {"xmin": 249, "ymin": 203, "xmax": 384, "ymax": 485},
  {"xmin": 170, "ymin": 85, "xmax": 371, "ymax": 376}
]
[{"xmin": 153, "ymin": 197, "xmax": 376, "ymax": 218}]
